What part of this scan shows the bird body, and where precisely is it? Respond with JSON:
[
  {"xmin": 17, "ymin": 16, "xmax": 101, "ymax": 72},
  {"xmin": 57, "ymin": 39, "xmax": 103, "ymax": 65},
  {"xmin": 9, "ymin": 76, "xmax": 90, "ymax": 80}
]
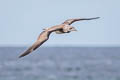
[{"xmin": 19, "ymin": 17, "xmax": 100, "ymax": 58}]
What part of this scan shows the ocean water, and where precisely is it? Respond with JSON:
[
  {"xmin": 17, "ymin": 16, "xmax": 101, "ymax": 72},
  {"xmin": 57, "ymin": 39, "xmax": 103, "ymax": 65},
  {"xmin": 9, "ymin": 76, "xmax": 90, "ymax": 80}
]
[{"xmin": 0, "ymin": 47, "xmax": 120, "ymax": 80}]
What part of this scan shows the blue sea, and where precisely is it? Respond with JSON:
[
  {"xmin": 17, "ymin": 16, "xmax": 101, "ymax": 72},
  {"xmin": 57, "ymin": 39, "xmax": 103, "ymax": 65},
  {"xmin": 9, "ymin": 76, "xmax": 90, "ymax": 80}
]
[{"xmin": 0, "ymin": 47, "xmax": 120, "ymax": 80}]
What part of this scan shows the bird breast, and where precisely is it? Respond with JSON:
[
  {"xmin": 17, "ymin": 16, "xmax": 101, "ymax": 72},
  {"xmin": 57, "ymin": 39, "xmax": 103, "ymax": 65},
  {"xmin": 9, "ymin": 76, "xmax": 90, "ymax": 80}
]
[
  {"xmin": 55, "ymin": 24, "xmax": 72, "ymax": 34},
  {"xmin": 55, "ymin": 30, "xmax": 65, "ymax": 34}
]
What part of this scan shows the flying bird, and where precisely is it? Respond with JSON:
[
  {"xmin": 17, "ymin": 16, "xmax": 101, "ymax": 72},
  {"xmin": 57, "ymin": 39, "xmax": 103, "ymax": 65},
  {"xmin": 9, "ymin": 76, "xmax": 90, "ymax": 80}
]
[{"xmin": 19, "ymin": 17, "xmax": 100, "ymax": 58}]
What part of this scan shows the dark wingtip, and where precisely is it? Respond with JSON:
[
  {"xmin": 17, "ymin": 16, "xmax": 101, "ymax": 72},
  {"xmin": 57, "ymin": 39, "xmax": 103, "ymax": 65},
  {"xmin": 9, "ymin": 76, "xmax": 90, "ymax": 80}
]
[
  {"xmin": 18, "ymin": 48, "xmax": 32, "ymax": 58},
  {"xmin": 95, "ymin": 17, "xmax": 100, "ymax": 19},
  {"xmin": 18, "ymin": 55, "xmax": 24, "ymax": 58},
  {"xmin": 18, "ymin": 52, "xmax": 28, "ymax": 58},
  {"xmin": 90, "ymin": 17, "xmax": 100, "ymax": 20}
]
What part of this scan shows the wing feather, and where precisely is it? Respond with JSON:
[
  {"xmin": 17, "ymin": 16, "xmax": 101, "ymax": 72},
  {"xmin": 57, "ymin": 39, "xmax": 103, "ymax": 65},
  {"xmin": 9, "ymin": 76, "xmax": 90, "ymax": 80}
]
[
  {"xmin": 19, "ymin": 31, "xmax": 49, "ymax": 58},
  {"xmin": 63, "ymin": 17, "xmax": 100, "ymax": 25}
]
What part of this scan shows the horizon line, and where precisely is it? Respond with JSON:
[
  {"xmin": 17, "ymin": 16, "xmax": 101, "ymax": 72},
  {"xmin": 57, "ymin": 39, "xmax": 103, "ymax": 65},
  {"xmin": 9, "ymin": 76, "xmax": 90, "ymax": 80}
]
[{"xmin": 0, "ymin": 44, "xmax": 120, "ymax": 47}]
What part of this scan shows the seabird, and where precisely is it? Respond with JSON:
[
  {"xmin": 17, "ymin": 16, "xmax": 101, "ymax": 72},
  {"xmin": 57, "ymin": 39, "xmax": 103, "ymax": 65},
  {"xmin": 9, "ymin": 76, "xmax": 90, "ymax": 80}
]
[{"xmin": 19, "ymin": 17, "xmax": 100, "ymax": 58}]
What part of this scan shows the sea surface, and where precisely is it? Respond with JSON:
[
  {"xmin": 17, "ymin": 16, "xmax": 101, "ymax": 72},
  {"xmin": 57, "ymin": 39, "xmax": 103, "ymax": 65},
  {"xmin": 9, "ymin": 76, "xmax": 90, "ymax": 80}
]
[{"xmin": 0, "ymin": 47, "xmax": 120, "ymax": 80}]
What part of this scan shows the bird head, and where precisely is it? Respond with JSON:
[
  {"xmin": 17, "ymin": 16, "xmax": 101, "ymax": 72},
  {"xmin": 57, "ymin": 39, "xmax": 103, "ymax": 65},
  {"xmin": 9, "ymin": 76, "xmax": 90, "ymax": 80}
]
[
  {"xmin": 66, "ymin": 26, "xmax": 77, "ymax": 33},
  {"xmin": 68, "ymin": 27, "xmax": 77, "ymax": 32},
  {"xmin": 63, "ymin": 25, "xmax": 77, "ymax": 33}
]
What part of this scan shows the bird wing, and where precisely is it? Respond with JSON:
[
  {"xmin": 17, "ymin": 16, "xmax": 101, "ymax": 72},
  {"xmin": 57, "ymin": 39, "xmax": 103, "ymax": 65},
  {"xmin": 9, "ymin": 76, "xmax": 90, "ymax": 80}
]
[
  {"xmin": 19, "ymin": 25, "xmax": 64, "ymax": 58},
  {"xmin": 19, "ymin": 31, "xmax": 49, "ymax": 58},
  {"xmin": 63, "ymin": 17, "xmax": 100, "ymax": 25}
]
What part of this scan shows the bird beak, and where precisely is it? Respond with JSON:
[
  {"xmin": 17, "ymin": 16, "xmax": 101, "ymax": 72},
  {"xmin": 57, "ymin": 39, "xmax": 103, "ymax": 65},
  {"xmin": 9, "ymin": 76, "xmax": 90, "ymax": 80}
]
[{"xmin": 71, "ymin": 28, "xmax": 77, "ymax": 31}]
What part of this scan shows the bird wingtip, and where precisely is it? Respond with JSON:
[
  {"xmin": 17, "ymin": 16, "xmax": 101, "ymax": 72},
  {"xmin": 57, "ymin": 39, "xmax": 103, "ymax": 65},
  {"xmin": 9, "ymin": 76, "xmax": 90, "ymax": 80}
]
[
  {"xmin": 95, "ymin": 17, "xmax": 100, "ymax": 19},
  {"xmin": 18, "ymin": 55, "xmax": 23, "ymax": 58}
]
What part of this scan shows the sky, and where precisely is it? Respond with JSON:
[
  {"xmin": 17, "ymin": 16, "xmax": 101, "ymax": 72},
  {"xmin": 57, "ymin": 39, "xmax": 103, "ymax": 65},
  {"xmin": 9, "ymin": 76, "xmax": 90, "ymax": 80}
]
[{"xmin": 0, "ymin": 0, "xmax": 120, "ymax": 47}]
